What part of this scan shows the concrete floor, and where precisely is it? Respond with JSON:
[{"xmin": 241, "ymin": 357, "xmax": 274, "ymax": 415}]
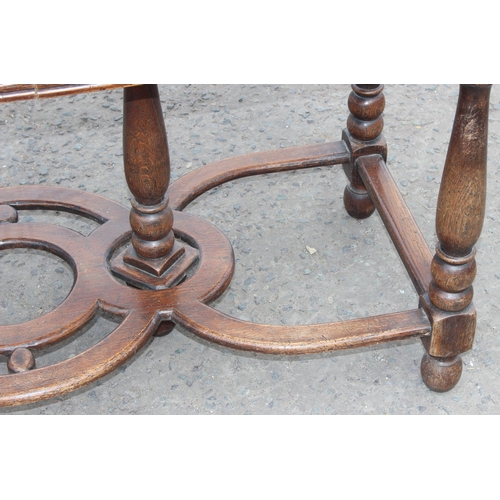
[{"xmin": 1, "ymin": 84, "xmax": 500, "ymax": 414}]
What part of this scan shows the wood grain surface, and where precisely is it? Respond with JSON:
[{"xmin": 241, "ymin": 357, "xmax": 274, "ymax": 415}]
[{"xmin": 0, "ymin": 84, "xmax": 137, "ymax": 102}]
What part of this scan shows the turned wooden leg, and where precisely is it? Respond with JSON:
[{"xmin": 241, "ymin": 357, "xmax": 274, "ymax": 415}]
[
  {"xmin": 421, "ymin": 84, "xmax": 492, "ymax": 392},
  {"xmin": 123, "ymin": 84, "xmax": 175, "ymax": 265},
  {"xmin": 343, "ymin": 84, "xmax": 386, "ymax": 219},
  {"xmin": 153, "ymin": 320, "xmax": 177, "ymax": 337},
  {"xmin": 111, "ymin": 84, "xmax": 199, "ymax": 290}
]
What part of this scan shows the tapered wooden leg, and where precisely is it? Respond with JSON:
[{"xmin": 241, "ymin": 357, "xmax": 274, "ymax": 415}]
[
  {"xmin": 111, "ymin": 84, "xmax": 198, "ymax": 290},
  {"xmin": 343, "ymin": 84, "xmax": 386, "ymax": 219},
  {"xmin": 123, "ymin": 84, "xmax": 174, "ymax": 261},
  {"xmin": 421, "ymin": 84, "xmax": 492, "ymax": 392}
]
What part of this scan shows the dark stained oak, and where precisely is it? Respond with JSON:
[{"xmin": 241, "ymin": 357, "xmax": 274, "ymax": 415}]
[
  {"xmin": 174, "ymin": 303, "xmax": 430, "ymax": 355},
  {"xmin": 420, "ymin": 352, "xmax": 463, "ymax": 393},
  {"xmin": 122, "ymin": 85, "xmax": 176, "ymax": 265},
  {"xmin": 342, "ymin": 84, "xmax": 387, "ymax": 219},
  {"xmin": 420, "ymin": 84, "xmax": 492, "ymax": 392},
  {"xmin": 112, "ymin": 85, "xmax": 199, "ymax": 290},
  {"xmin": 0, "ymin": 187, "xmax": 234, "ymax": 406},
  {"xmin": 357, "ymin": 154, "xmax": 433, "ymax": 296},
  {"xmin": 7, "ymin": 348, "xmax": 36, "ymax": 373},
  {"xmin": 168, "ymin": 141, "xmax": 350, "ymax": 211},
  {"xmin": 0, "ymin": 83, "xmax": 493, "ymax": 405},
  {"xmin": 0, "ymin": 84, "xmax": 137, "ymax": 102}
]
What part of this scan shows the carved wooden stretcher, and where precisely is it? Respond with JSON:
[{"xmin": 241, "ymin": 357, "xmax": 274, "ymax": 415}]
[{"xmin": 0, "ymin": 84, "xmax": 491, "ymax": 406}]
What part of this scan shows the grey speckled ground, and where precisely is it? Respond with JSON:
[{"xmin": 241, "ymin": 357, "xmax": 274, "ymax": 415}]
[{"xmin": 1, "ymin": 84, "xmax": 500, "ymax": 415}]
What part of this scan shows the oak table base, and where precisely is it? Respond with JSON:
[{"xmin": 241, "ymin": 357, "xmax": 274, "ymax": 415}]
[{"xmin": 0, "ymin": 84, "xmax": 491, "ymax": 406}]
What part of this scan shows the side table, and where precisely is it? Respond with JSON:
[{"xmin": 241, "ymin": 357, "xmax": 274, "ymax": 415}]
[{"xmin": 0, "ymin": 84, "xmax": 492, "ymax": 406}]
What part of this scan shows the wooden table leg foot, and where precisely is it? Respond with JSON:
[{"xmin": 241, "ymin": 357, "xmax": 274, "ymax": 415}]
[
  {"xmin": 421, "ymin": 352, "xmax": 463, "ymax": 392},
  {"xmin": 153, "ymin": 321, "xmax": 176, "ymax": 337},
  {"xmin": 0, "ymin": 83, "xmax": 491, "ymax": 404},
  {"xmin": 343, "ymin": 182, "xmax": 376, "ymax": 219}
]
